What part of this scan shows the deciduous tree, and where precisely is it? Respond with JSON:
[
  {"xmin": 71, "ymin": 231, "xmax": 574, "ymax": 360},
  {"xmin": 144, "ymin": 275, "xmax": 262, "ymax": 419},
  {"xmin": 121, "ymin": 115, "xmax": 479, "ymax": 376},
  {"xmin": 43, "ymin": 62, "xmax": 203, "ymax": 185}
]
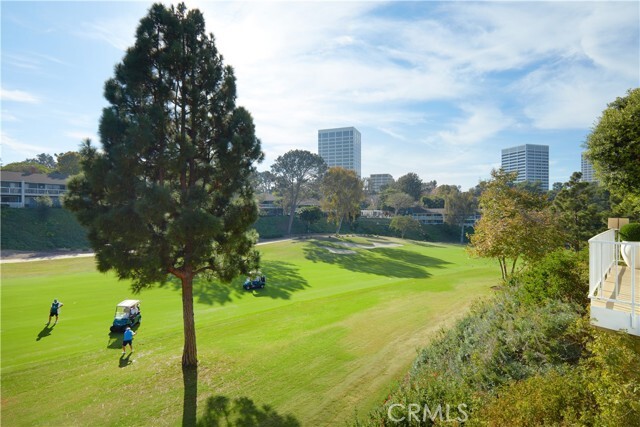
[
  {"xmin": 390, "ymin": 215, "xmax": 422, "ymax": 239},
  {"xmin": 585, "ymin": 88, "xmax": 640, "ymax": 196},
  {"xmin": 321, "ymin": 167, "xmax": 364, "ymax": 235},
  {"xmin": 386, "ymin": 191, "xmax": 415, "ymax": 215},
  {"xmin": 65, "ymin": 3, "xmax": 263, "ymax": 367},
  {"xmin": 297, "ymin": 206, "xmax": 323, "ymax": 232},
  {"xmin": 394, "ymin": 172, "xmax": 423, "ymax": 201},
  {"xmin": 271, "ymin": 150, "xmax": 326, "ymax": 235},
  {"xmin": 55, "ymin": 151, "xmax": 82, "ymax": 176},
  {"xmin": 444, "ymin": 191, "xmax": 477, "ymax": 244},
  {"xmin": 468, "ymin": 169, "xmax": 562, "ymax": 280}
]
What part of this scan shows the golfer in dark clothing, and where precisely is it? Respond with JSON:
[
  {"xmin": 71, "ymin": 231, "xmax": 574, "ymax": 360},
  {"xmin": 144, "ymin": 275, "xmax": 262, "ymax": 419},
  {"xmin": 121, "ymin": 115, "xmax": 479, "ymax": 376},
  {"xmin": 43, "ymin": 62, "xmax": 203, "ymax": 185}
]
[{"xmin": 48, "ymin": 299, "xmax": 63, "ymax": 324}]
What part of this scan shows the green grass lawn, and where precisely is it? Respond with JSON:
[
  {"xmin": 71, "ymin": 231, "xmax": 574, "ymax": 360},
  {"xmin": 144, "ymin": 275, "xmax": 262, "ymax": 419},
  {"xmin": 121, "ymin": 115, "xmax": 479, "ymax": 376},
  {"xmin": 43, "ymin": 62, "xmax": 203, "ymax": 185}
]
[{"xmin": 1, "ymin": 236, "xmax": 498, "ymax": 426}]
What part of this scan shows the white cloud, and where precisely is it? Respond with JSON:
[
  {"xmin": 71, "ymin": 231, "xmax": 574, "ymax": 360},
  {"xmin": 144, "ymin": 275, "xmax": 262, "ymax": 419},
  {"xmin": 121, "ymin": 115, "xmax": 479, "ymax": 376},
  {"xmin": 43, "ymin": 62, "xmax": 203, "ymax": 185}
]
[
  {"xmin": 1, "ymin": 110, "xmax": 19, "ymax": 122},
  {"xmin": 75, "ymin": 19, "xmax": 138, "ymax": 51},
  {"xmin": 1, "ymin": 87, "xmax": 40, "ymax": 103},
  {"xmin": 429, "ymin": 105, "xmax": 514, "ymax": 146},
  {"xmin": 0, "ymin": 131, "xmax": 50, "ymax": 159}
]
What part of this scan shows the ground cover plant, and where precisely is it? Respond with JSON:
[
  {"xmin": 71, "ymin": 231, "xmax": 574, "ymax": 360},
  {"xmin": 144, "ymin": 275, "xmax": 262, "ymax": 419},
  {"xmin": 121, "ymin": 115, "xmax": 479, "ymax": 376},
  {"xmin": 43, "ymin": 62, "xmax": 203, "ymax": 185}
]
[{"xmin": 1, "ymin": 237, "xmax": 497, "ymax": 426}]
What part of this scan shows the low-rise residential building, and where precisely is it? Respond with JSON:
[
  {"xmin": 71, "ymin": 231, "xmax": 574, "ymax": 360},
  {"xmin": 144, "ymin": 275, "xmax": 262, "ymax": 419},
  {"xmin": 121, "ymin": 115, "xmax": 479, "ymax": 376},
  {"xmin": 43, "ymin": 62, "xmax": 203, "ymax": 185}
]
[
  {"xmin": 407, "ymin": 207, "xmax": 481, "ymax": 226},
  {"xmin": 0, "ymin": 171, "xmax": 68, "ymax": 208}
]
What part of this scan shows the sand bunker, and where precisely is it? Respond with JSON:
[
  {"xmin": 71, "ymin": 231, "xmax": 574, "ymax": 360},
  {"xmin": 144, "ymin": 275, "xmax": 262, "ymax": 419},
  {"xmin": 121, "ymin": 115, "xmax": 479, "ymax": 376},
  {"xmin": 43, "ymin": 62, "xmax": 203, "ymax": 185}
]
[
  {"xmin": 336, "ymin": 242, "xmax": 403, "ymax": 249},
  {"xmin": 320, "ymin": 241, "xmax": 402, "ymax": 255},
  {"xmin": 321, "ymin": 246, "xmax": 357, "ymax": 254}
]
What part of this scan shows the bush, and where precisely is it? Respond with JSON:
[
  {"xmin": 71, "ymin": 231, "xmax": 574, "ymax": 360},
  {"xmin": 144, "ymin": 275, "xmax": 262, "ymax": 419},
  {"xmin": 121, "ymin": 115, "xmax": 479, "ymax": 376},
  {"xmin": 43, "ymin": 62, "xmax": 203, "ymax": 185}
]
[
  {"xmin": 515, "ymin": 249, "xmax": 589, "ymax": 307},
  {"xmin": 474, "ymin": 368, "xmax": 595, "ymax": 426},
  {"xmin": 619, "ymin": 222, "xmax": 640, "ymax": 241},
  {"xmin": 357, "ymin": 285, "xmax": 589, "ymax": 426}
]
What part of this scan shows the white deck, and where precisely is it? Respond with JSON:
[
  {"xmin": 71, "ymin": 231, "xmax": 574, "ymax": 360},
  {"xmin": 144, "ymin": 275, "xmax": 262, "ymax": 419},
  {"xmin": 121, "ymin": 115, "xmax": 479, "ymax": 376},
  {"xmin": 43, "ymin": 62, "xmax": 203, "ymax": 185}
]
[{"xmin": 589, "ymin": 229, "xmax": 640, "ymax": 336}]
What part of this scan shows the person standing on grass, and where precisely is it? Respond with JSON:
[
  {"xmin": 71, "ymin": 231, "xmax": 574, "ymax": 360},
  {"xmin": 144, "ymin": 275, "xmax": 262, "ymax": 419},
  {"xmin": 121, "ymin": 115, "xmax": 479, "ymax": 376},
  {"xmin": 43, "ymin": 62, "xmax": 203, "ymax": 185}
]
[
  {"xmin": 48, "ymin": 299, "xmax": 63, "ymax": 324},
  {"xmin": 122, "ymin": 326, "xmax": 136, "ymax": 354}
]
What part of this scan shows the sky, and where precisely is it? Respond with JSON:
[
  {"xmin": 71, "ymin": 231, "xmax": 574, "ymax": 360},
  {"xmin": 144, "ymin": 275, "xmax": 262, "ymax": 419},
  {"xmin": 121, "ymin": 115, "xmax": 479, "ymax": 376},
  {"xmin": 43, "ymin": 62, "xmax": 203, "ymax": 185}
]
[{"xmin": 1, "ymin": 1, "xmax": 638, "ymax": 191}]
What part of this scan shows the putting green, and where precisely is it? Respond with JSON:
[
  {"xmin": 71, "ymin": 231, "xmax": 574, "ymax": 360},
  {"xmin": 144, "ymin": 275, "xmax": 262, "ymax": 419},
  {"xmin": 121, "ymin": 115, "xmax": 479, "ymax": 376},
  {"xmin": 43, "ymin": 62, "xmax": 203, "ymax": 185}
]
[{"xmin": 1, "ymin": 237, "xmax": 498, "ymax": 426}]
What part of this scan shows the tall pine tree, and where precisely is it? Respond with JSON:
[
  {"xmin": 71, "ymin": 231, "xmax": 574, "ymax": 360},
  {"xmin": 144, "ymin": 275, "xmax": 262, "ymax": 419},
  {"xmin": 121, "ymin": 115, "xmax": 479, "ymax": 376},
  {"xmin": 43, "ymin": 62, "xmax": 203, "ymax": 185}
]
[{"xmin": 65, "ymin": 3, "xmax": 263, "ymax": 367}]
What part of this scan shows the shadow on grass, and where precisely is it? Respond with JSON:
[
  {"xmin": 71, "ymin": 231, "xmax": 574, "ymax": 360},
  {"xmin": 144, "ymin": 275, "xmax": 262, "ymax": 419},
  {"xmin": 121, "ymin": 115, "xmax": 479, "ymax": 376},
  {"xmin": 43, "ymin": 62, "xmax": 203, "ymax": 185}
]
[
  {"xmin": 180, "ymin": 367, "xmax": 299, "ymax": 427},
  {"xmin": 36, "ymin": 323, "xmax": 56, "ymax": 341},
  {"xmin": 183, "ymin": 366, "xmax": 198, "ymax": 427},
  {"xmin": 162, "ymin": 260, "xmax": 309, "ymax": 306},
  {"xmin": 303, "ymin": 240, "xmax": 451, "ymax": 279},
  {"xmin": 118, "ymin": 352, "xmax": 132, "ymax": 368},
  {"xmin": 106, "ymin": 323, "xmax": 140, "ymax": 349},
  {"xmin": 195, "ymin": 395, "xmax": 300, "ymax": 427}
]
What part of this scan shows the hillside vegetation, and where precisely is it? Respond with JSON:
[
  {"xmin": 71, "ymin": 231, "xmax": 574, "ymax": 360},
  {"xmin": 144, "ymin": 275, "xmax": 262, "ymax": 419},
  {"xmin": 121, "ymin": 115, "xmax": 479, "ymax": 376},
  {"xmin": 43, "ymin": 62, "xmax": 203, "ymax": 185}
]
[
  {"xmin": 1, "ymin": 208, "xmax": 462, "ymax": 251},
  {"xmin": 1, "ymin": 207, "xmax": 90, "ymax": 250},
  {"xmin": 357, "ymin": 249, "xmax": 640, "ymax": 426}
]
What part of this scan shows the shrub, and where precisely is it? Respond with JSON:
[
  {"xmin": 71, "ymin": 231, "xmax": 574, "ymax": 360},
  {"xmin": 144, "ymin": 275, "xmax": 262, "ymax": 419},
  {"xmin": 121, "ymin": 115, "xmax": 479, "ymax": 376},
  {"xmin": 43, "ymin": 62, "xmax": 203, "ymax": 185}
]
[
  {"xmin": 515, "ymin": 249, "xmax": 589, "ymax": 307},
  {"xmin": 619, "ymin": 222, "xmax": 640, "ymax": 241},
  {"xmin": 357, "ymin": 286, "xmax": 589, "ymax": 426},
  {"xmin": 474, "ymin": 368, "xmax": 595, "ymax": 426}
]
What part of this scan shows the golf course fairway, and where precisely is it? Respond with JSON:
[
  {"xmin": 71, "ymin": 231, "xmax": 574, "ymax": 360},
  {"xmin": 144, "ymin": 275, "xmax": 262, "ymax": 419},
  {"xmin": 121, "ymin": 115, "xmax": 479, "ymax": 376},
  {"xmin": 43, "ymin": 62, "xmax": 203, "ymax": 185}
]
[{"xmin": 1, "ymin": 236, "xmax": 498, "ymax": 426}]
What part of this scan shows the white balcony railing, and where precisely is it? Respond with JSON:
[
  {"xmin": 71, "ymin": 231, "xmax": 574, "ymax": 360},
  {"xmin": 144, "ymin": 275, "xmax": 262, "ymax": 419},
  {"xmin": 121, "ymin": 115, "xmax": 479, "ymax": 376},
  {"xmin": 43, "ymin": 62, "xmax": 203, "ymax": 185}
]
[{"xmin": 589, "ymin": 228, "xmax": 639, "ymax": 336}]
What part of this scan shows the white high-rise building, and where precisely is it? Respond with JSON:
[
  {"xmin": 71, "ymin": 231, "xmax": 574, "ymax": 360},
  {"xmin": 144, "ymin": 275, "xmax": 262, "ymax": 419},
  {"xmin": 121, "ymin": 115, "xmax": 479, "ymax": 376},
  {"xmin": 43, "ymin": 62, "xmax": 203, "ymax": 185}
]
[
  {"xmin": 581, "ymin": 152, "xmax": 598, "ymax": 183},
  {"xmin": 501, "ymin": 144, "xmax": 549, "ymax": 190},
  {"xmin": 318, "ymin": 127, "xmax": 361, "ymax": 177}
]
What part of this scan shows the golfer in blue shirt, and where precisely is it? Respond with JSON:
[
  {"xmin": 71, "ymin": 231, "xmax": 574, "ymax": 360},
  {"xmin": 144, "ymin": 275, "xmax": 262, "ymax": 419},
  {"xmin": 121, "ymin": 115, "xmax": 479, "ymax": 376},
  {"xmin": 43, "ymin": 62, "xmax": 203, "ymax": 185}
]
[{"xmin": 122, "ymin": 326, "xmax": 136, "ymax": 354}]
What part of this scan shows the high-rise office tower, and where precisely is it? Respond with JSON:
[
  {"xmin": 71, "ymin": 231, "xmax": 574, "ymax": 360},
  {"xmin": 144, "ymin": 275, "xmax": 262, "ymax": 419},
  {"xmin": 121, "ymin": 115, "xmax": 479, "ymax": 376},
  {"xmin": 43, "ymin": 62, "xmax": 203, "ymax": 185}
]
[
  {"xmin": 581, "ymin": 152, "xmax": 598, "ymax": 183},
  {"xmin": 501, "ymin": 144, "xmax": 549, "ymax": 190},
  {"xmin": 318, "ymin": 127, "xmax": 361, "ymax": 177}
]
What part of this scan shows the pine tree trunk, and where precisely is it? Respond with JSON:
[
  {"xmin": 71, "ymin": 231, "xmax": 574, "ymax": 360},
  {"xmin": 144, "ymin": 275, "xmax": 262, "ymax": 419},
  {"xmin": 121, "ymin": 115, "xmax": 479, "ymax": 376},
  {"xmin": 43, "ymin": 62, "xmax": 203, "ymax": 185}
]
[
  {"xmin": 287, "ymin": 203, "xmax": 296, "ymax": 235},
  {"xmin": 181, "ymin": 274, "xmax": 198, "ymax": 367}
]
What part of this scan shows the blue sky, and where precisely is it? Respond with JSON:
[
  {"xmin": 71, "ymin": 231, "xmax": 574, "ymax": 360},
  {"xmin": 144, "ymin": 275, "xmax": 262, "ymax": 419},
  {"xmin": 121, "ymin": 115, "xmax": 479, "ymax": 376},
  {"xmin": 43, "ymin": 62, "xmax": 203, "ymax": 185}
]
[{"xmin": 2, "ymin": 1, "xmax": 638, "ymax": 190}]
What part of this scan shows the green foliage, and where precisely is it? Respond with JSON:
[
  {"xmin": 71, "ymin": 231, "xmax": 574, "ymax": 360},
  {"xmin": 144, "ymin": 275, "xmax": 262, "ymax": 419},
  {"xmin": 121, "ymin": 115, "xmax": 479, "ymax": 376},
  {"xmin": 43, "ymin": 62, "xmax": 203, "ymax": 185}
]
[
  {"xmin": 551, "ymin": 172, "xmax": 610, "ymax": 250},
  {"xmin": 422, "ymin": 196, "xmax": 444, "ymax": 209},
  {"xmin": 0, "ymin": 207, "xmax": 89, "ymax": 250},
  {"xmin": 358, "ymin": 248, "xmax": 640, "ymax": 427},
  {"xmin": 26, "ymin": 153, "xmax": 56, "ymax": 169},
  {"xmin": 586, "ymin": 87, "xmax": 640, "ymax": 196},
  {"xmin": 64, "ymin": 2, "xmax": 263, "ymax": 367},
  {"xmin": 34, "ymin": 195, "xmax": 53, "ymax": 220},
  {"xmin": 585, "ymin": 330, "xmax": 640, "ymax": 426},
  {"xmin": 1, "ymin": 162, "xmax": 52, "ymax": 174},
  {"xmin": 297, "ymin": 206, "xmax": 323, "ymax": 232},
  {"xmin": 389, "ymin": 216, "xmax": 422, "ymax": 239},
  {"xmin": 55, "ymin": 151, "xmax": 82, "ymax": 176},
  {"xmin": 475, "ymin": 368, "xmax": 595, "ymax": 426},
  {"xmin": 515, "ymin": 248, "xmax": 589, "ymax": 307},
  {"xmin": 619, "ymin": 222, "xmax": 640, "ymax": 241},
  {"xmin": 360, "ymin": 285, "xmax": 589, "ymax": 426},
  {"xmin": 385, "ymin": 191, "xmax": 415, "ymax": 214},
  {"xmin": 271, "ymin": 150, "xmax": 326, "ymax": 234},
  {"xmin": 394, "ymin": 173, "xmax": 423, "ymax": 201},
  {"xmin": 468, "ymin": 169, "xmax": 563, "ymax": 280},
  {"xmin": 321, "ymin": 167, "xmax": 364, "ymax": 234}
]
